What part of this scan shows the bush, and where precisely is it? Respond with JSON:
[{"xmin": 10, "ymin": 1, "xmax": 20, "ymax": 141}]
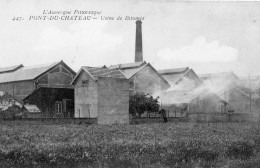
[
  {"xmin": 226, "ymin": 141, "xmax": 255, "ymax": 160},
  {"xmin": 165, "ymin": 141, "xmax": 219, "ymax": 166},
  {"xmin": 129, "ymin": 92, "xmax": 159, "ymax": 117}
]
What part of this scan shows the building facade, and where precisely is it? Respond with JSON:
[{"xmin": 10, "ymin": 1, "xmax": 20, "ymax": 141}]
[
  {"xmin": 158, "ymin": 67, "xmax": 202, "ymax": 89},
  {"xmin": 0, "ymin": 60, "xmax": 76, "ymax": 118},
  {"xmin": 71, "ymin": 66, "xmax": 130, "ymax": 124},
  {"xmin": 109, "ymin": 61, "xmax": 170, "ymax": 95},
  {"xmin": 199, "ymin": 72, "xmax": 258, "ymax": 114}
]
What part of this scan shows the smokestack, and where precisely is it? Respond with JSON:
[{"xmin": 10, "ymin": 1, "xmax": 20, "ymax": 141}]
[{"xmin": 135, "ymin": 20, "xmax": 143, "ymax": 62}]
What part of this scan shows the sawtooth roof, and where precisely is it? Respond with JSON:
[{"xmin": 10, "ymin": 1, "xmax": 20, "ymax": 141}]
[{"xmin": 0, "ymin": 61, "xmax": 74, "ymax": 83}]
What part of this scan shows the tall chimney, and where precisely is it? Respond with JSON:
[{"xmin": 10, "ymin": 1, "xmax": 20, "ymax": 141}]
[{"xmin": 135, "ymin": 20, "xmax": 143, "ymax": 62}]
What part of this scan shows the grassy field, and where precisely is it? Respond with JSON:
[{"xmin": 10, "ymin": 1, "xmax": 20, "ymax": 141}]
[{"xmin": 1, "ymin": 121, "xmax": 260, "ymax": 168}]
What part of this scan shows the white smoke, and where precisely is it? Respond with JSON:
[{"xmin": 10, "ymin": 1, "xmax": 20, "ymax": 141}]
[{"xmin": 153, "ymin": 75, "xmax": 239, "ymax": 106}]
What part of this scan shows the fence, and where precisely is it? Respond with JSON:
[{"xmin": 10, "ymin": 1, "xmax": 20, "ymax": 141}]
[
  {"xmin": 1, "ymin": 113, "xmax": 258, "ymax": 125},
  {"xmin": 188, "ymin": 112, "xmax": 259, "ymax": 122},
  {"xmin": 130, "ymin": 117, "xmax": 188, "ymax": 124},
  {"xmin": 141, "ymin": 111, "xmax": 186, "ymax": 118},
  {"xmin": 2, "ymin": 117, "xmax": 97, "ymax": 125}
]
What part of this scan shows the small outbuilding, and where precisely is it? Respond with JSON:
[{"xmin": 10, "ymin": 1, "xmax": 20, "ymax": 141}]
[
  {"xmin": 23, "ymin": 104, "xmax": 42, "ymax": 118},
  {"xmin": 71, "ymin": 66, "xmax": 130, "ymax": 124}
]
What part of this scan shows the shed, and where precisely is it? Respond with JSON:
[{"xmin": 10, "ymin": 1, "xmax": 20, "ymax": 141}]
[
  {"xmin": 71, "ymin": 66, "xmax": 130, "ymax": 124},
  {"xmin": 23, "ymin": 104, "xmax": 42, "ymax": 118}
]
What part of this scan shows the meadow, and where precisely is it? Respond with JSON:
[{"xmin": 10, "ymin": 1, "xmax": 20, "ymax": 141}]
[{"xmin": 1, "ymin": 121, "xmax": 260, "ymax": 168}]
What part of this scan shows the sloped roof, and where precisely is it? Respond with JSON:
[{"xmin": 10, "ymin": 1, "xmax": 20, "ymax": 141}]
[
  {"xmin": 158, "ymin": 67, "xmax": 189, "ymax": 75},
  {"xmin": 109, "ymin": 61, "xmax": 146, "ymax": 70},
  {"xmin": 199, "ymin": 72, "xmax": 239, "ymax": 81},
  {"xmin": 71, "ymin": 66, "xmax": 126, "ymax": 85},
  {"xmin": 0, "ymin": 64, "xmax": 24, "ymax": 74},
  {"xmin": 24, "ymin": 104, "xmax": 41, "ymax": 113},
  {"xmin": 109, "ymin": 61, "xmax": 149, "ymax": 79},
  {"xmin": 119, "ymin": 64, "xmax": 147, "ymax": 79},
  {"xmin": 234, "ymin": 87, "xmax": 251, "ymax": 99},
  {"xmin": 158, "ymin": 67, "xmax": 194, "ymax": 85},
  {"xmin": 84, "ymin": 66, "xmax": 126, "ymax": 78},
  {"xmin": 159, "ymin": 67, "xmax": 191, "ymax": 84},
  {"xmin": 108, "ymin": 61, "xmax": 170, "ymax": 87},
  {"xmin": 0, "ymin": 62, "xmax": 60, "ymax": 83},
  {"xmin": 162, "ymin": 73, "xmax": 185, "ymax": 84}
]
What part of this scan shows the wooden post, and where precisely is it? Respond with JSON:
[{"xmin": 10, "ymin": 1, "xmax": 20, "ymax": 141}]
[
  {"xmin": 12, "ymin": 83, "xmax": 15, "ymax": 97},
  {"xmin": 249, "ymin": 74, "xmax": 252, "ymax": 113}
]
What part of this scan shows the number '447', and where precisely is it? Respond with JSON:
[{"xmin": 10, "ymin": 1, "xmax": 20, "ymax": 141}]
[{"xmin": 12, "ymin": 17, "xmax": 23, "ymax": 21}]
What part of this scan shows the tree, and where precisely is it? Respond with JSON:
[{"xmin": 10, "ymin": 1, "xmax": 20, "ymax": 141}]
[
  {"xmin": 129, "ymin": 92, "xmax": 160, "ymax": 117},
  {"xmin": 0, "ymin": 91, "xmax": 23, "ymax": 119}
]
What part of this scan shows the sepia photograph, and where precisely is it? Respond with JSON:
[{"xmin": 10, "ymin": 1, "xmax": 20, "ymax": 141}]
[{"xmin": 1, "ymin": 0, "xmax": 260, "ymax": 167}]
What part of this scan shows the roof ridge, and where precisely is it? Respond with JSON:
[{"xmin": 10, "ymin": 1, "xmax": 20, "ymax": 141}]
[
  {"xmin": 0, "ymin": 64, "xmax": 24, "ymax": 74},
  {"xmin": 23, "ymin": 61, "xmax": 59, "ymax": 70},
  {"xmin": 0, "ymin": 64, "xmax": 23, "ymax": 68},
  {"xmin": 175, "ymin": 68, "xmax": 192, "ymax": 84},
  {"xmin": 158, "ymin": 66, "xmax": 189, "ymax": 71},
  {"xmin": 158, "ymin": 67, "xmax": 189, "ymax": 74},
  {"xmin": 109, "ymin": 61, "xmax": 147, "ymax": 69}
]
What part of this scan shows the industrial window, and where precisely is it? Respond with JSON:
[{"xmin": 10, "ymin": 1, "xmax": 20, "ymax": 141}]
[
  {"xmin": 50, "ymin": 66, "xmax": 60, "ymax": 74},
  {"xmin": 129, "ymin": 81, "xmax": 134, "ymax": 88},
  {"xmin": 61, "ymin": 67, "xmax": 71, "ymax": 75},
  {"xmin": 55, "ymin": 101, "xmax": 62, "ymax": 114},
  {"xmin": 38, "ymin": 74, "xmax": 48, "ymax": 84},
  {"xmin": 82, "ymin": 80, "xmax": 89, "ymax": 87}
]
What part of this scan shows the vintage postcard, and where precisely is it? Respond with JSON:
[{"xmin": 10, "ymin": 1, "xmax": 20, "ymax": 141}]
[{"xmin": 0, "ymin": 0, "xmax": 260, "ymax": 167}]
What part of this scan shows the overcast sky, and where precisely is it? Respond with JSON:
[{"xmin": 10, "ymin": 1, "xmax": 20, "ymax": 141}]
[{"xmin": 1, "ymin": 0, "xmax": 260, "ymax": 77}]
